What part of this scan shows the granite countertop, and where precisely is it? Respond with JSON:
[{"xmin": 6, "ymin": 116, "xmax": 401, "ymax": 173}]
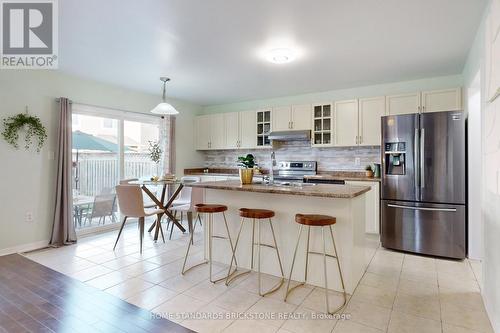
[
  {"xmin": 186, "ymin": 180, "xmax": 370, "ymax": 199},
  {"xmin": 185, "ymin": 168, "xmax": 380, "ymax": 182},
  {"xmin": 304, "ymin": 174, "xmax": 381, "ymax": 182}
]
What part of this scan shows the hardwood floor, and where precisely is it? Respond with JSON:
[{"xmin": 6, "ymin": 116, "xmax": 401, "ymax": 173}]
[{"xmin": 0, "ymin": 254, "xmax": 194, "ymax": 333}]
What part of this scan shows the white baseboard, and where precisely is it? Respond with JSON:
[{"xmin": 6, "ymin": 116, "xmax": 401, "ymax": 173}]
[{"xmin": 0, "ymin": 240, "xmax": 50, "ymax": 256}]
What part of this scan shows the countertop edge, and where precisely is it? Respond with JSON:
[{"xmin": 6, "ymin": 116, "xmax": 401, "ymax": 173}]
[{"xmin": 186, "ymin": 181, "xmax": 371, "ymax": 199}]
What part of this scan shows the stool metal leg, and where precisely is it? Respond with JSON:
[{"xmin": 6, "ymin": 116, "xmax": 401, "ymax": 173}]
[
  {"xmin": 251, "ymin": 218, "xmax": 255, "ymax": 269},
  {"xmin": 181, "ymin": 213, "xmax": 208, "ymax": 275},
  {"xmin": 258, "ymin": 218, "xmax": 284, "ymax": 296},
  {"xmin": 305, "ymin": 226, "xmax": 310, "ymax": 281},
  {"xmin": 329, "ymin": 225, "xmax": 347, "ymax": 313},
  {"xmin": 285, "ymin": 224, "xmax": 346, "ymax": 314},
  {"xmin": 322, "ymin": 226, "xmax": 330, "ymax": 312},
  {"xmin": 225, "ymin": 217, "xmax": 251, "ymax": 285},
  {"xmin": 285, "ymin": 224, "xmax": 304, "ymax": 301}
]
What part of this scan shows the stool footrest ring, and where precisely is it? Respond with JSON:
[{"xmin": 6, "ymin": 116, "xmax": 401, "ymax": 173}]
[
  {"xmin": 182, "ymin": 260, "xmax": 208, "ymax": 275},
  {"xmin": 260, "ymin": 277, "xmax": 285, "ymax": 297}
]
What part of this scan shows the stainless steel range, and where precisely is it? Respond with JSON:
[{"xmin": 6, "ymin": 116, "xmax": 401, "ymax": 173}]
[{"xmin": 272, "ymin": 161, "xmax": 317, "ymax": 184}]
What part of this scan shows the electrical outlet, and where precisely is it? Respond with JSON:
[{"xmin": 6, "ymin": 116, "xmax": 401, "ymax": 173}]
[
  {"xmin": 354, "ymin": 157, "xmax": 361, "ymax": 166},
  {"xmin": 25, "ymin": 212, "xmax": 34, "ymax": 223}
]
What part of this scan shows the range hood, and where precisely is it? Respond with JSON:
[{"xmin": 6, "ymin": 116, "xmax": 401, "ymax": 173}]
[{"xmin": 268, "ymin": 130, "xmax": 311, "ymax": 141}]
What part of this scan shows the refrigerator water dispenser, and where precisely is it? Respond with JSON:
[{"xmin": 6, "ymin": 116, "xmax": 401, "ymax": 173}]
[{"xmin": 384, "ymin": 142, "xmax": 406, "ymax": 175}]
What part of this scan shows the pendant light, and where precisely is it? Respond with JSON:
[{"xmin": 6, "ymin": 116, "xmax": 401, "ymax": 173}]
[{"xmin": 151, "ymin": 77, "xmax": 179, "ymax": 115}]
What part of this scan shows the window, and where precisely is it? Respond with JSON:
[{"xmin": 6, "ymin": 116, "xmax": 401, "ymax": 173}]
[
  {"xmin": 102, "ymin": 118, "xmax": 115, "ymax": 128},
  {"xmin": 71, "ymin": 104, "xmax": 164, "ymax": 232}
]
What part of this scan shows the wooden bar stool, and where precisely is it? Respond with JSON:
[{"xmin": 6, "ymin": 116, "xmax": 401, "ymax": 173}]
[
  {"xmin": 225, "ymin": 208, "xmax": 285, "ymax": 296},
  {"xmin": 285, "ymin": 214, "xmax": 347, "ymax": 314},
  {"xmin": 181, "ymin": 204, "xmax": 237, "ymax": 283}
]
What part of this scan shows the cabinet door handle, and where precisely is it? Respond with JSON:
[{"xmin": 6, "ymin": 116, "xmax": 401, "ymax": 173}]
[{"xmin": 359, "ymin": 135, "xmax": 362, "ymax": 144}]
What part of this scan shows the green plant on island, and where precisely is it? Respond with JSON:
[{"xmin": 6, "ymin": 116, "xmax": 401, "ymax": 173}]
[{"xmin": 237, "ymin": 154, "xmax": 256, "ymax": 169}]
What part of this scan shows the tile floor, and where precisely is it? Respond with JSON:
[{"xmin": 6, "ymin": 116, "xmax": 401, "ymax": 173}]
[{"xmin": 24, "ymin": 220, "xmax": 493, "ymax": 333}]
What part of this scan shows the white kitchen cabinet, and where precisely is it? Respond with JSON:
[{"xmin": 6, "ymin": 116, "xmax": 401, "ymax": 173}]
[
  {"xmin": 195, "ymin": 115, "xmax": 211, "ymax": 150},
  {"xmin": 312, "ymin": 104, "xmax": 333, "ymax": 146},
  {"xmin": 358, "ymin": 96, "xmax": 386, "ymax": 146},
  {"xmin": 223, "ymin": 111, "xmax": 257, "ymax": 150},
  {"xmin": 334, "ymin": 99, "xmax": 359, "ymax": 146},
  {"xmin": 272, "ymin": 106, "xmax": 292, "ymax": 131},
  {"xmin": 224, "ymin": 112, "xmax": 240, "ymax": 149},
  {"xmin": 239, "ymin": 110, "xmax": 257, "ymax": 149},
  {"xmin": 385, "ymin": 93, "xmax": 421, "ymax": 115},
  {"xmin": 209, "ymin": 113, "xmax": 225, "ymax": 149},
  {"xmin": 291, "ymin": 104, "xmax": 312, "ymax": 130},
  {"xmin": 421, "ymin": 88, "xmax": 462, "ymax": 113},
  {"xmin": 346, "ymin": 181, "xmax": 380, "ymax": 234},
  {"xmin": 256, "ymin": 109, "xmax": 272, "ymax": 147},
  {"xmin": 195, "ymin": 113, "xmax": 225, "ymax": 150},
  {"xmin": 272, "ymin": 105, "xmax": 311, "ymax": 131}
]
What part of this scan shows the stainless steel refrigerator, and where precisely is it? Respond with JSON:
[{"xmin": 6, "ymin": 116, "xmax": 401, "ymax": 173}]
[{"xmin": 381, "ymin": 111, "xmax": 466, "ymax": 259}]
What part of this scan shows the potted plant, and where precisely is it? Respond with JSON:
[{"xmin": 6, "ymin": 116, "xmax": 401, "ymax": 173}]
[
  {"xmin": 237, "ymin": 154, "xmax": 256, "ymax": 184},
  {"xmin": 148, "ymin": 141, "xmax": 162, "ymax": 180},
  {"xmin": 365, "ymin": 165, "xmax": 374, "ymax": 178}
]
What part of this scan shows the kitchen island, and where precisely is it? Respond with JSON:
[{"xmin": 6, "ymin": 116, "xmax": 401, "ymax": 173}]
[{"xmin": 186, "ymin": 180, "xmax": 370, "ymax": 294}]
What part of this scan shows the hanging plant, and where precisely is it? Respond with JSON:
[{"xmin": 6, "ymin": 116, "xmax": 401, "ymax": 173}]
[
  {"xmin": 148, "ymin": 140, "xmax": 162, "ymax": 164},
  {"xmin": 2, "ymin": 112, "xmax": 47, "ymax": 152}
]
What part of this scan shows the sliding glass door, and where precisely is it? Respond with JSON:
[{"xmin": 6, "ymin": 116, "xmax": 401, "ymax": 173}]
[{"xmin": 71, "ymin": 106, "xmax": 162, "ymax": 234}]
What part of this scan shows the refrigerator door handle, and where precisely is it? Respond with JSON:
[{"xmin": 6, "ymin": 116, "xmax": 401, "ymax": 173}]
[
  {"xmin": 420, "ymin": 128, "xmax": 425, "ymax": 188},
  {"xmin": 387, "ymin": 204, "xmax": 457, "ymax": 212},
  {"xmin": 414, "ymin": 128, "xmax": 420, "ymax": 185}
]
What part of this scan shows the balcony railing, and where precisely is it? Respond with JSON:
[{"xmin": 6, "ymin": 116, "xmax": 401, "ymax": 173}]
[{"xmin": 73, "ymin": 152, "xmax": 158, "ymax": 196}]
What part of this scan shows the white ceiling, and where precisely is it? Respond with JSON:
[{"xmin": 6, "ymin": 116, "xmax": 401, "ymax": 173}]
[{"xmin": 59, "ymin": 0, "xmax": 486, "ymax": 106}]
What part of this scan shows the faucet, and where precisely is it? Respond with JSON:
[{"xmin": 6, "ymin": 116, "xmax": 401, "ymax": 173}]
[{"xmin": 269, "ymin": 151, "xmax": 276, "ymax": 184}]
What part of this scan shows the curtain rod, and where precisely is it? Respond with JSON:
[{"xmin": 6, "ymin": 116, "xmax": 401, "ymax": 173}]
[{"xmin": 55, "ymin": 98, "xmax": 165, "ymax": 119}]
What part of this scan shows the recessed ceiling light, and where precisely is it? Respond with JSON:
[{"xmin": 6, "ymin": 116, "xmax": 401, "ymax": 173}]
[{"xmin": 266, "ymin": 48, "xmax": 296, "ymax": 64}]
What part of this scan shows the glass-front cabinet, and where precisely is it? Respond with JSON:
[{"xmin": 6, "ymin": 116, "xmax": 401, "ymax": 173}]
[
  {"xmin": 312, "ymin": 104, "xmax": 333, "ymax": 146},
  {"xmin": 256, "ymin": 109, "xmax": 272, "ymax": 147}
]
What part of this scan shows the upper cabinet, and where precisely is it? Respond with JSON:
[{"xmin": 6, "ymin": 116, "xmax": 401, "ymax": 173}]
[
  {"xmin": 312, "ymin": 104, "xmax": 333, "ymax": 146},
  {"xmin": 272, "ymin": 105, "xmax": 312, "ymax": 131},
  {"xmin": 421, "ymin": 88, "xmax": 462, "ymax": 113},
  {"xmin": 195, "ymin": 113, "xmax": 224, "ymax": 150},
  {"xmin": 209, "ymin": 113, "xmax": 225, "ymax": 149},
  {"xmin": 386, "ymin": 88, "xmax": 462, "ymax": 115},
  {"xmin": 195, "ymin": 115, "xmax": 211, "ymax": 150},
  {"xmin": 239, "ymin": 110, "xmax": 257, "ymax": 149},
  {"xmin": 256, "ymin": 109, "xmax": 272, "ymax": 147},
  {"xmin": 385, "ymin": 93, "xmax": 421, "ymax": 115},
  {"xmin": 272, "ymin": 106, "xmax": 291, "ymax": 131},
  {"xmin": 195, "ymin": 87, "xmax": 462, "ymax": 150},
  {"xmin": 334, "ymin": 99, "xmax": 358, "ymax": 146},
  {"xmin": 223, "ymin": 111, "xmax": 257, "ymax": 149},
  {"xmin": 224, "ymin": 112, "xmax": 240, "ymax": 149},
  {"xmin": 291, "ymin": 104, "xmax": 312, "ymax": 130},
  {"xmin": 358, "ymin": 96, "xmax": 386, "ymax": 146}
]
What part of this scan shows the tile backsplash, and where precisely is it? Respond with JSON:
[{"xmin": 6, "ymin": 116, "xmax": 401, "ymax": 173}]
[{"xmin": 202, "ymin": 141, "xmax": 380, "ymax": 171}]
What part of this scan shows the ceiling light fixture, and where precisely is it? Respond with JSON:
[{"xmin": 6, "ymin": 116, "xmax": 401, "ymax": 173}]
[
  {"xmin": 151, "ymin": 77, "xmax": 179, "ymax": 115},
  {"xmin": 266, "ymin": 48, "xmax": 296, "ymax": 64}
]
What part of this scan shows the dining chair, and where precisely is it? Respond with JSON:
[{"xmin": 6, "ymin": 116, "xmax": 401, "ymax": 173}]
[
  {"xmin": 120, "ymin": 178, "xmax": 157, "ymax": 208},
  {"xmin": 113, "ymin": 185, "xmax": 165, "ymax": 253}
]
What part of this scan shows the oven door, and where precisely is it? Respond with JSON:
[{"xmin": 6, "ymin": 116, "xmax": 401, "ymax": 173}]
[{"xmin": 381, "ymin": 200, "xmax": 466, "ymax": 259}]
